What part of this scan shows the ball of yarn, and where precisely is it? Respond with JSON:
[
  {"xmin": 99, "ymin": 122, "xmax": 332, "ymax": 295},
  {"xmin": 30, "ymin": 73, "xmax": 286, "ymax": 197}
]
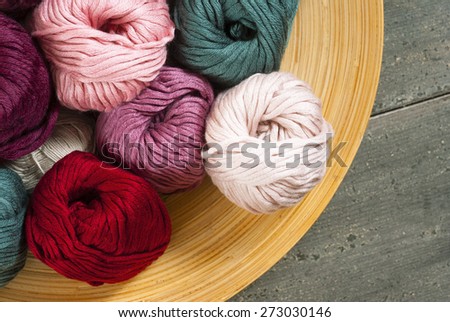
[
  {"xmin": 26, "ymin": 151, "xmax": 171, "ymax": 286},
  {"xmin": 96, "ymin": 67, "xmax": 214, "ymax": 194},
  {"xmin": 32, "ymin": 0, "xmax": 175, "ymax": 112},
  {"xmin": 171, "ymin": 0, "xmax": 299, "ymax": 88},
  {"xmin": 0, "ymin": 0, "xmax": 40, "ymax": 14},
  {"xmin": 4, "ymin": 109, "xmax": 95, "ymax": 191},
  {"xmin": 204, "ymin": 72, "xmax": 334, "ymax": 214},
  {"xmin": 0, "ymin": 13, "xmax": 58, "ymax": 161},
  {"xmin": 0, "ymin": 168, "xmax": 28, "ymax": 287}
]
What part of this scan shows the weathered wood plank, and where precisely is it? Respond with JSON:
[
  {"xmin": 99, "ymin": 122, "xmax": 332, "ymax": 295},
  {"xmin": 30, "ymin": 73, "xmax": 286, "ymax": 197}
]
[
  {"xmin": 373, "ymin": 0, "xmax": 450, "ymax": 115},
  {"xmin": 232, "ymin": 95, "xmax": 450, "ymax": 301}
]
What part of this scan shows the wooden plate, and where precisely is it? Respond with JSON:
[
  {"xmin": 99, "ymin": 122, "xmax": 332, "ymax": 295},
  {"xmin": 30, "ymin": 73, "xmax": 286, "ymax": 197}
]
[{"xmin": 0, "ymin": 0, "xmax": 384, "ymax": 301}]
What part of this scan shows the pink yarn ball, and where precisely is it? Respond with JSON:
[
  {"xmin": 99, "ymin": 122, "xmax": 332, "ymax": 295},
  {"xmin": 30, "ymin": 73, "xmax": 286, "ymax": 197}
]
[
  {"xmin": 32, "ymin": 0, "xmax": 175, "ymax": 112},
  {"xmin": 96, "ymin": 67, "xmax": 214, "ymax": 194}
]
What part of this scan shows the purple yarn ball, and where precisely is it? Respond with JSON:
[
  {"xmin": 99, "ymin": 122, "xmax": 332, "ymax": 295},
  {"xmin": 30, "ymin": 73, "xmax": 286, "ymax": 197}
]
[
  {"xmin": 0, "ymin": 0, "xmax": 40, "ymax": 14},
  {"xmin": 96, "ymin": 67, "xmax": 214, "ymax": 194},
  {"xmin": 0, "ymin": 13, "xmax": 58, "ymax": 160}
]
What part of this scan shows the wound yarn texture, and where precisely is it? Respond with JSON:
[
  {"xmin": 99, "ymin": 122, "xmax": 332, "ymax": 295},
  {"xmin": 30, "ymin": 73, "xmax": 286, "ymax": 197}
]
[
  {"xmin": 204, "ymin": 72, "xmax": 334, "ymax": 214},
  {"xmin": 171, "ymin": 0, "xmax": 299, "ymax": 88},
  {"xmin": 4, "ymin": 109, "xmax": 95, "ymax": 192},
  {"xmin": 96, "ymin": 67, "xmax": 214, "ymax": 194},
  {"xmin": 0, "ymin": 0, "xmax": 40, "ymax": 14},
  {"xmin": 25, "ymin": 151, "xmax": 172, "ymax": 286},
  {"xmin": 32, "ymin": 0, "xmax": 175, "ymax": 112},
  {"xmin": 0, "ymin": 13, "xmax": 59, "ymax": 161},
  {"xmin": 0, "ymin": 168, "xmax": 28, "ymax": 287}
]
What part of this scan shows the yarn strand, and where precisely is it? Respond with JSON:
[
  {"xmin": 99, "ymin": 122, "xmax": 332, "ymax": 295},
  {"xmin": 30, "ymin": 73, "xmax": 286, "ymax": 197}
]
[
  {"xmin": 0, "ymin": 168, "xmax": 28, "ymax": 287},
  {"xmin": 171, "ymin": 0, "xmax": 299, "ymax": 87},
  {"xmin": 32, "ymin": 0, "xmax": 175, "ymax": 112},
  {"xmin": 204, "ymin": 72, "xmax": 334, "ymax": 214}
]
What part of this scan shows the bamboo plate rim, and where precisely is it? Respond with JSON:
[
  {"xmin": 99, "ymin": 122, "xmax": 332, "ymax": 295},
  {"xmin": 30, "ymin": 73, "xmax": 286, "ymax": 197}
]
[{"xmin": 0, "ymin": 0, "xmax": 384, "ymax": 302}]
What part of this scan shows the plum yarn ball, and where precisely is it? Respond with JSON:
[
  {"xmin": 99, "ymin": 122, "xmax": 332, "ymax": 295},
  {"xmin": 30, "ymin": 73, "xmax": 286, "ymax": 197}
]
[
  {"xmin": 32, "ymin": 0, "xmax": 175, "ymax": 112},
  {"xmin": 0, "ymin": 13, "xmax": 58, "ymax": 161},
  {"xmin": 0, "ymin": 0, "xmax": 40, "ymax": 14},
  {"xmin": 25, "ymin": 152, "xmax": 172, "ymax": 286},
  {"xmin": 96, "ymin": 67, "xmax": 214, "ymax": 194},
  {"xmin": 204, "ymin": 72, "xmax": 334, "ymax": 214},
  {"xmin": 0, "ymin": 168, "xmax": 28, "ymax": 287},
  {"xmin": 171, "ymin": 0, "xmax": 299, "ymax": 88},
  {"xmin": 4, "ymin": 109, "xmax": 95, "ymax": 191}
]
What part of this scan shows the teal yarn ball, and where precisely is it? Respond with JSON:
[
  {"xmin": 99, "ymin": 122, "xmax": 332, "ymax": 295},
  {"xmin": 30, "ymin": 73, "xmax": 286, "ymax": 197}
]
[
  {"xmin": 0, "ymin": 168, "xmax": 28, "ymax": 287},
  {"xmin": 171, "ymin": 0, "xmax": 299, "ymax": 88}
]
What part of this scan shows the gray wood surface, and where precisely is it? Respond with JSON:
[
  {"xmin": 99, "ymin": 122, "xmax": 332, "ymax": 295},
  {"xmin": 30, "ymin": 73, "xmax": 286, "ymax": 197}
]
[
  {"xmin": 374, "ymin": 0, "xmax": 450, "ymax": 115},
  {"xmin": 232, "ymin": 96, "xmax": 450, "ymax": 302},
  {"xmin": 232, "ymin": 0, "xmax": 450, "ymax": 302}
]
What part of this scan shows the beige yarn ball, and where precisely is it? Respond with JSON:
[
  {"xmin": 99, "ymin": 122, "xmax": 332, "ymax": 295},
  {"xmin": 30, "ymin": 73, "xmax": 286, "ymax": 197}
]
[
  {"xmin": 204, "ymin": 72, "xmax": 334, "ymax": 214},
  {"xmin": 4, "ymin": 109, "xmax": 95, "ymax": 191}
]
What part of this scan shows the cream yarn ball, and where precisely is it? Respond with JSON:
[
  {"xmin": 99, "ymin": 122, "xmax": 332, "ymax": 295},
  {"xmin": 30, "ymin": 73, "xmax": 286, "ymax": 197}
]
[
  {"xmin": 4, "ymin": 109, "xmax": 95, "ymax": 191},
  {"xmin": 204, "ymin": 72, "xmax": 334, "ymax": 214}
]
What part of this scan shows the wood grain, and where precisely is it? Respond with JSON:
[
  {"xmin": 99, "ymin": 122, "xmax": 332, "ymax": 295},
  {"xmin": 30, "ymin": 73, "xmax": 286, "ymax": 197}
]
[
  {"xmin": 0, "ymin": 0, "xmax": 384, "ymax": 301},
  {"xmin": 373, "ymin": 0, "xmax": 450, "ymax": 115},
  {"xmin": 233, "ymin": 95, "xmax": 450, "ymax": 301}
]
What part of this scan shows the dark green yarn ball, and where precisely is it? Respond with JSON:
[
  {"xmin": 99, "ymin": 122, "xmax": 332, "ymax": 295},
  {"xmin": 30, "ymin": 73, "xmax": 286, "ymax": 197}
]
[
  {"xmin": 0, "ymin": 168, "xmax": 28, "ymax": 287},
  {"xmin": 171, "ymin": 0, "xmax": 299, "ymax": 88}
]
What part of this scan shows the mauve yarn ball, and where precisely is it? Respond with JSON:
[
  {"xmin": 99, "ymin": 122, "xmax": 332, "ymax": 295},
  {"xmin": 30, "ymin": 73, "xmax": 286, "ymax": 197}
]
[
  {"xmin": 0, "ymin": 0, "xmax": 40, "ymax": 14},
  {"xmin": 32, "ymin": 0, "xmax": 175, "ymax": 112},
  {"xmin": 0, "ymin": 168, "xmax": 28, "ymax": 287},
  {"xmin": 0, "ymin": 13, "xmax": 58, "ymax": 161},
  {"xmin": 171, "ymin": 0, "xmax": 299, "ymax": 88},
  {"xmin": 4, "ymin": 109, "xmax": 95, "ymax": 191},
  {"xmin": 204, "ymin": 72, "xmax": 334, "ymax": 214},
  {"xmin": 96, "ymin": 67, "xmax": 214, "ymax": 194},
  {"xmin": 26, "ymin": 151, "xmax": 172, "ymax": 286}
]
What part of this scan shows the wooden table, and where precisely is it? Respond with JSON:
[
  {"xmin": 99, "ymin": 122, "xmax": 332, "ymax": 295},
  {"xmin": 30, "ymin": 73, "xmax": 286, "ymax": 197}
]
[{"xmin": 233, "ymin": 0, "xmax": 450, "ymax": 302}]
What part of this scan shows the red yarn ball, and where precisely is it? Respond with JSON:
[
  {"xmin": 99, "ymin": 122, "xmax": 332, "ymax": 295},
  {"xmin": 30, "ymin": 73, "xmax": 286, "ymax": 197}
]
[{"xmin": 25, "ymin": 151, "xmax": 171, "ymax": 286}]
